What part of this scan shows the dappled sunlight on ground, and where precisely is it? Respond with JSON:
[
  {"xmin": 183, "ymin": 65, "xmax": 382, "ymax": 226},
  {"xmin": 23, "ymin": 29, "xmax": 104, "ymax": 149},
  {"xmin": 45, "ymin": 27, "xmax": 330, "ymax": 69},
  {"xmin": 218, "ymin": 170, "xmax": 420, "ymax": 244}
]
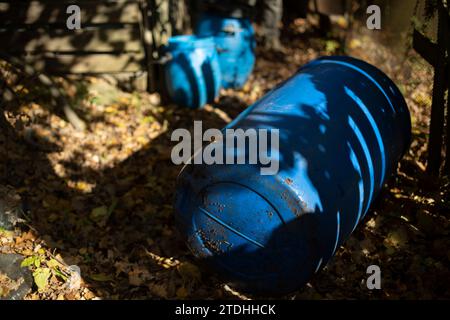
[{"xmin": 1, "ymin": 20, "xmax": 449, "ymax": 300}]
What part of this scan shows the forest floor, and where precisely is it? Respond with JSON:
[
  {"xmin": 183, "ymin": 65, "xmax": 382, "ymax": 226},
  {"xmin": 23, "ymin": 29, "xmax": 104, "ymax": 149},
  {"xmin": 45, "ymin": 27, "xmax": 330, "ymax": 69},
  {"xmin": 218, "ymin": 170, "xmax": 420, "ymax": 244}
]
[{"xmin": 1, "ymin": 19, "xmax": 449, "ymax": 300}]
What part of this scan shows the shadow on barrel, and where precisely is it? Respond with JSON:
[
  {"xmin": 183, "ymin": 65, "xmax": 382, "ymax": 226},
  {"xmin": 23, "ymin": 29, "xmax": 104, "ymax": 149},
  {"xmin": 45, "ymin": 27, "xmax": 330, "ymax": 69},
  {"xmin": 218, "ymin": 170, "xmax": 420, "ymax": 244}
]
[{"xmin": 177, "ymin": 62, "xmax": 410, "ymax": 295}]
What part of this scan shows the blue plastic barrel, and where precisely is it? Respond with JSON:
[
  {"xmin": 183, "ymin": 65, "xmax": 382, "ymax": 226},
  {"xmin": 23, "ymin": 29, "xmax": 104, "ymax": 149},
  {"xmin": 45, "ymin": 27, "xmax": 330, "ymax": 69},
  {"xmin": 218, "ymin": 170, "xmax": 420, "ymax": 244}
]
[
  {"xmin": 195, "ymin": 14, "xmax": 255, "ymax": 89},
  {"xmin": 174, "ymin": 56, "xmax": 411, "ymax": 295},
  {"xmin": 163, "ymin": 35, "xmax": 221, "ymax": 109}
]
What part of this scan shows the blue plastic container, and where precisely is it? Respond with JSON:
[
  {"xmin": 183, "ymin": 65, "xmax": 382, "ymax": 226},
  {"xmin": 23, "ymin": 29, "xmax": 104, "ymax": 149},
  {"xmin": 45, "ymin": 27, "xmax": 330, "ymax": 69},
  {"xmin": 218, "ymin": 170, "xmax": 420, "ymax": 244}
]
[
  {"xmin": 163, "ymin": 35, "xmax": 221, "ymax": 109},
  {"xmin": 174, "ymin": 56, "xmax": 411, "ymax": 295},
  {"xmin": 195, "ymin": 14, "xmax": 255, "ymax": 89}
]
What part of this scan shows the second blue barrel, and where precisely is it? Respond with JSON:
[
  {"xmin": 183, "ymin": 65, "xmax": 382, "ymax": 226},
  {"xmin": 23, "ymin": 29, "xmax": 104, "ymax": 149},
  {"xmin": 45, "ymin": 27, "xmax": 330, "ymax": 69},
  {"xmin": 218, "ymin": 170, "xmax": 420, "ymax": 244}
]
[
  {"xmin": 174, "ymin": 56, "xmax": 411, "ymax": 295},
  {"xmin": 163, "ymin": 35, "xmax": 221, "ymax": 109},
  {"xmin": 195, "ymin": 14, "xmax": 256, "ymax": 89}
]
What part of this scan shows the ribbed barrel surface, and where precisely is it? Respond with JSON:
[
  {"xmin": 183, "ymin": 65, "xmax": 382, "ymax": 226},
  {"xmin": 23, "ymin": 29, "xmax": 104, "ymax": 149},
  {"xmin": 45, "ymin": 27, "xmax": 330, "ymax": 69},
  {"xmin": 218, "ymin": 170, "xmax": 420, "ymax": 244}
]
[{"xmin": 174, "ymin": 56, "xmax": 411, "ymax": 294}]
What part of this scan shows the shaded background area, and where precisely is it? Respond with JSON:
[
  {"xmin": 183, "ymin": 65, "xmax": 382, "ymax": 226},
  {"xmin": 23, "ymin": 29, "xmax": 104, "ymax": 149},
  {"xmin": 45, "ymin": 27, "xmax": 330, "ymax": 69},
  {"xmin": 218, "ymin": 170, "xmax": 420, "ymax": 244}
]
[
  {"xmin": 0, "ymin": 0, "xmax": 171, "ymax": 92},
  {"xmin": 0, "ymin": 0, "xmax": 449, "ymax": 300}
]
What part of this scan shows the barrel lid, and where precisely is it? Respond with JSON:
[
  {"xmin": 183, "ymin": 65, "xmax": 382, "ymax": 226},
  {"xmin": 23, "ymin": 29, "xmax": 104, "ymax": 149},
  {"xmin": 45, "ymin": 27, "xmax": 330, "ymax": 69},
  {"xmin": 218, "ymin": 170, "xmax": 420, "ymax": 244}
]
[
  {"xmin": 188, "ymin": 181, "xmax": 324, "ymax": 293},
  {"xmin": 193, "ymin": 182, "xmax": 284, "ymax": 254}
]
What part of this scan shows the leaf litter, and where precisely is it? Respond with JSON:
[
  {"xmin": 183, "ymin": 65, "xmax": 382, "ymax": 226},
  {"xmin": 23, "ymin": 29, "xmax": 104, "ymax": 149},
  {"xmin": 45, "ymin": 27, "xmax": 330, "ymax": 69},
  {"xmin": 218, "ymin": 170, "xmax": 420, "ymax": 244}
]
[{"xmin": 0, "ymin": 19, "xmax": 449, "ymax": 300}]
